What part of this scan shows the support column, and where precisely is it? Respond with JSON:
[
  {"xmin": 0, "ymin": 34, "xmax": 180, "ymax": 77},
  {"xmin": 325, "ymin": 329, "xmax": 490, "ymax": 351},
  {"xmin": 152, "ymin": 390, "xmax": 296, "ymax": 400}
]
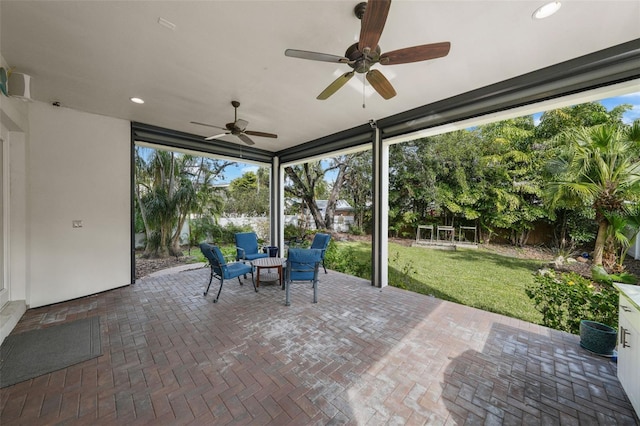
[
  {"xmin": 371, "ymin": 127, "xmax": 389, "ymax": 288},
  {"xmin": 270, "ymin": 156, "xmax": 283, "ymax": 250}
]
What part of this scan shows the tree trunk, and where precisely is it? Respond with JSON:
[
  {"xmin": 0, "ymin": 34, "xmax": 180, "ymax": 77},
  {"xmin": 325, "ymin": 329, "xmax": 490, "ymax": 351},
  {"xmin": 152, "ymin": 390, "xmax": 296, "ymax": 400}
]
[
  {"xmin": 305, "ymin": 198, "xmax": 325, "ymax": 231},
  {"xmin": 323, "ymin": 162, "xmax": 348, "ymax": 230},
  {"xmin": 136, "ymin": 185, "xmax": 152, "ymax": 253},
  {"xmin": 284, "ymin": 166, "xmax": 326, "ymax": 231},
  {"xmin": 170, "ymin": 214, "xmax": 187, "ymax": 257},
  {"xmin": 592, "ymin": 219, "xmax": 609, "ymax": 266}
]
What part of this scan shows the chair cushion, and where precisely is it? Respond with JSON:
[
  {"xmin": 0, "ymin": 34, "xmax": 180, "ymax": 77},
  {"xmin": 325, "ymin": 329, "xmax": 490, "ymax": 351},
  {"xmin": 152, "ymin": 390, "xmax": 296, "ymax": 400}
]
[
  {"xmin": 211, "ymin": 246, "xmax": 227, "ymax": 265},
  {"xmin": 244, "ymin": 252, "xmax": 268, "ymax": 261},
  {"xmin": 288, "ymin": 248, "xmax": 322, "ymax": 281},
  {"xmin": 223, "ymin": 262, "xmax": 252, "ymax": 279},
  {"xmin": 235, "ymin": 232, "xmax": 260, "ymax": 256},
  {"xmin": 310, "ymin": 233, "xmax": 331, "ymax": 257}
]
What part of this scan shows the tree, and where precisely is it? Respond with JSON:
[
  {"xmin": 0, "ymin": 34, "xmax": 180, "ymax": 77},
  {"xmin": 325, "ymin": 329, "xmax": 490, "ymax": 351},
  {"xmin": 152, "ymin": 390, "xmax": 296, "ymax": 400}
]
[
  {"xmin": 475, "ymin": 117, "xmax": 549, "ymax": 246},
  {"xmin": 340, "ymin": 151, "xmax": 372, "ymax": 230},
  {"xmin": 135, "ymin": 147, "xmax": 231, "ymax": 258},
  {"xmin": 536, "ymin": 102, "xmax": 634, "ymax": 251},
  {"xmin": 389, "ymin": 130, "xmax": 485, "ymax": 237},
  {"xmin": 225, "ymin": 168, "xmax": 270, "ymax": 216},
  {"xmin": 285, "ymin": 156, "xmax": 352, "ymax": 231},
  {"xmin": 534, "ymin": 102, "xmax": 632, "ymax": 139},
  {"xmin": 544, "ymin": 122, "xmax": 640, "ymax": 266}
]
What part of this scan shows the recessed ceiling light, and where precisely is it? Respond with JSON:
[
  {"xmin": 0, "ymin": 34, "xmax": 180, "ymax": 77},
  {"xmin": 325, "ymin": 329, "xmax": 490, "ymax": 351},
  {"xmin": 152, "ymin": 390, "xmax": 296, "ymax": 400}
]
[
  {"xmin": 158, "ymin": 17, "xmax": 176, "ymax": 31},
  {"xmin": 130, "ymin": 97, "xmax": 144, "ymax": 104},
  {"xmin": 533, "ymin": 1, "xmax": 562, "ymax": 19}
]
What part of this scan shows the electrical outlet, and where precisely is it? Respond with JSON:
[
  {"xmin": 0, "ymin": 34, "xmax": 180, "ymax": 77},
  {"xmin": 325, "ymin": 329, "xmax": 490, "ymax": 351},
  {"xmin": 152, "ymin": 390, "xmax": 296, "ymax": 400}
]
[{"xmin": 72, "ymin": 220, "xmax": 83, "ymax": 228}]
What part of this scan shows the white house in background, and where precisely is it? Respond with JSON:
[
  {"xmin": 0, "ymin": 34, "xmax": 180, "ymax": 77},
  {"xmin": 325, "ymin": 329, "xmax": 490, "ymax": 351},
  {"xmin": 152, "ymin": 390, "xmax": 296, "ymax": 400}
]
[
  {"xmin": 287, "ymin": 198, "xmax": 354, "ymax": 216},
  {"xmin": 286, "ymin": 199, "xmax": 355, "ymax": 232},
  {"xmin": 316, "ymin": 200, "xmax": 354, "ymax": 216}
]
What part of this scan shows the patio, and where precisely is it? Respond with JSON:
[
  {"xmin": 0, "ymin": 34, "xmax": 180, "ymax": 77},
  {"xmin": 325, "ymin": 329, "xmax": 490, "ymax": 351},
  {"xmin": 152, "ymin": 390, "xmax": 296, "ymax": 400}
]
[{"xmin": 1, "ymin": 267, "xmax": 638, "ymax": 425}]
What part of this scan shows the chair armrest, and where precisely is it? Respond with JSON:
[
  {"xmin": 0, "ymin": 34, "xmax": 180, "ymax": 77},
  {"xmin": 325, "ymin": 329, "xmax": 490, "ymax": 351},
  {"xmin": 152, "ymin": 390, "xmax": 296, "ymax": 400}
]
[{"xmin": 236, "ymin": 246, "xmax": 246, "ymax": 260}]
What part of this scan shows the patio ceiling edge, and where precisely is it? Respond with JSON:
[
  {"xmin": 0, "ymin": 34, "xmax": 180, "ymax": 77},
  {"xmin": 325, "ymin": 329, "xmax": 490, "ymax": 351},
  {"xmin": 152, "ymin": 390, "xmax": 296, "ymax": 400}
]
[{"xmin": 131, "ymin": 121, "xmax": 274, "ymax": 164}]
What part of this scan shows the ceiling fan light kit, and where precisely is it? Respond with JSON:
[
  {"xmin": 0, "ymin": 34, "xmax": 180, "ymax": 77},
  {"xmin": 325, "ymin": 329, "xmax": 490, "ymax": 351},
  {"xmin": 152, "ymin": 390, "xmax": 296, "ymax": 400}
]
[
  {"xmin": 191, "ymin": 100, "xmax": 278, "ymax": 146},
  {"xmin": 285, "ymin": 0, "xmax": 451, "ymax": 102}
]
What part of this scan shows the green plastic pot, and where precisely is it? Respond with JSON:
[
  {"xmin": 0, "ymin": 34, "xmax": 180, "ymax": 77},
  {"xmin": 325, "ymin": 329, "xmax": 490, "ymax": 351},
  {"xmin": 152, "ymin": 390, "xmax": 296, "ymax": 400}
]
[{"xmin": 579, "ymin": 320, "xmax": 617, "ymax": 357}]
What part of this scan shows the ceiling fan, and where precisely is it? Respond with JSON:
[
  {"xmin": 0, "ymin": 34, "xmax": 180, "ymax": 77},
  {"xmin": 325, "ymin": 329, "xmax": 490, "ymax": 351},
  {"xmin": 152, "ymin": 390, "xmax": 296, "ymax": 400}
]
[
  {"xmin": 190, "ymin": 101, "xmax": 277, "ymax": 146},
  {"xmin": 285, "ymin": 0, "xmax": 450, "ymax": 101}
]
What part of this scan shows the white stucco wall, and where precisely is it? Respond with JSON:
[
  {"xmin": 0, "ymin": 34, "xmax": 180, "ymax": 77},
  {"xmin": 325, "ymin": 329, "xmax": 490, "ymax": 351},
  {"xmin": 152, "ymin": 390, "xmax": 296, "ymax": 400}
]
[{"xmin": 27, "ymin": 102, "xmax": 131, "ymax": 307}]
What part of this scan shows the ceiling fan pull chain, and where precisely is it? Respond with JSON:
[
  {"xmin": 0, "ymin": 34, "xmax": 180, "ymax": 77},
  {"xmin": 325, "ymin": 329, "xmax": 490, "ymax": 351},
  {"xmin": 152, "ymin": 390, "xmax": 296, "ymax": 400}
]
[{"xmin": 362, "ymin": 75, "xmax": 366, "ymax": 109}]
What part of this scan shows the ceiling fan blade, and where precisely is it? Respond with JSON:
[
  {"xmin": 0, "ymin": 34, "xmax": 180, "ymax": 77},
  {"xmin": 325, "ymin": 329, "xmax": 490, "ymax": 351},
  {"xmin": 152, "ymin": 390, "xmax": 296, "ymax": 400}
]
[
  {"xmin": 358, "ymin": 0, "xmax": 391, "ymax": 53},
  {"xmin": 237, "ymin": 134, "xmax": 256, "ymax": 146},
  {"xmin": 205, "ymin": 132, "xmax": 229, "ymax": 141},
  {"xmin": 366, "ymin": 69, "xmax": 396, "ymax": 100},
  {"xmin": 380, "ymin": 42, "xmax": 451, "ymax": 65},
  {"xmin": 235, "ymin": 119, "xmax": 249, "ymax": 131},
  {"xmin": 317, "ymin": 71, "xmax": 355, "ymax": 100},
  {"xmin": 285, "ymin": 49, "xmax": 350, "ymax": 63},
  {"xmin": 245, "ymin": 130, "xmax": 278, "ymax": 139},
  {"xmin": 190, "ymin": 121, "xmax": 226, "ymax": 130}
]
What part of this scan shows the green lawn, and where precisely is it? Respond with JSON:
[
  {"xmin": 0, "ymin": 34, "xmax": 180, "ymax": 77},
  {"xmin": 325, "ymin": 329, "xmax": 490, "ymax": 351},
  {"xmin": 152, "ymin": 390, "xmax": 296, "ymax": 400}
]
[{"xmin": 328, "ymin": 241, "xmax": 545, "ymax": 324}]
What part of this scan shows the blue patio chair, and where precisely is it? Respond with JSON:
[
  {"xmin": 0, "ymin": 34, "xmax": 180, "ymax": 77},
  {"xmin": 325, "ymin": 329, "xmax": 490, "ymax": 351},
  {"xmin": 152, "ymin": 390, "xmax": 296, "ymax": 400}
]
[
  {"xmin": 284, "ymin": 248, "xmax": 322, "ymax": 306},
  {"xmin": 235, "ymin": 232, "xmax": 268, "ymax": 263},
  {"xmin": 310, "ymin": 233, "xmax": 331, "ymax": 273},
  {"xmin": 200, "ymin": 243, "xmax": 256, "ymax": 303}
]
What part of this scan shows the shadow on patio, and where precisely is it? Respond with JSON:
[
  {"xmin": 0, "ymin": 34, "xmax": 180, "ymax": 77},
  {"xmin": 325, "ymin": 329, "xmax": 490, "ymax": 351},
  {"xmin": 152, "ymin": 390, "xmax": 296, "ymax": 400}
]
[{"xmin": 1, "ymin": 267, "xmax": 637, "ymax": 424}]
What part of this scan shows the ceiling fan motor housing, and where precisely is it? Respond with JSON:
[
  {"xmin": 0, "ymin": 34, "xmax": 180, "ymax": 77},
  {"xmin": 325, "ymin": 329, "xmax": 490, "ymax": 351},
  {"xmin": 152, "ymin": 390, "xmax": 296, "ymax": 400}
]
[{"xmin": 346, "ymin": 43, "xmax": 381, "ymax": 73}]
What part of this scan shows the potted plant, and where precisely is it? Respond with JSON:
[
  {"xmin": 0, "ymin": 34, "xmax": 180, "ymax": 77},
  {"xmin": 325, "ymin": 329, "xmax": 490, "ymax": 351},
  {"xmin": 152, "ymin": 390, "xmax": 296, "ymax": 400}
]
[{"xmin": 579, "ymin": 320, "xmax": 617, "ymax": 356}]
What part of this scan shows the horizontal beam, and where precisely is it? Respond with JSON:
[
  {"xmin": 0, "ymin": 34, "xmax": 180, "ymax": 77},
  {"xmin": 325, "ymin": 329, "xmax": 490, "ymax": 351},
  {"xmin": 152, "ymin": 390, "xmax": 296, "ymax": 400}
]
[
  {"xmin": 131, "ymin": 122, "xmax": 273, "ymax": 164},
  {"xmin": 379, "ymin": 39, "xmax": 640, "ymax": 139}
]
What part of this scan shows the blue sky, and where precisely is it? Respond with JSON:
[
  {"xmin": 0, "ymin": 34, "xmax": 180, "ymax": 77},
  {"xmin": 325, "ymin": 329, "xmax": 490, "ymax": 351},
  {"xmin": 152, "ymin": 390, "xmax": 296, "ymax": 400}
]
[
  {"xmin": 220, "ymin": 164, "xmax": 259, "ymax": 184},
  {"xmin": 220, "ymin": 92, "xmax": 640, "ymax": 183},
  {"xmin": 600, "ymin": 92, "xmax": 640, "ymax": 123}
]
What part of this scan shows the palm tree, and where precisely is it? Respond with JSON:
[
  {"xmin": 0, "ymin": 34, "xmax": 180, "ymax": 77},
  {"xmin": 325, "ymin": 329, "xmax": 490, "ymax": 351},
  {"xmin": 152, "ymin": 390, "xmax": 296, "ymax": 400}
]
[
  {"xmin": 605, "ymin": 204, "xmax": 640, "ymax": 271},
  {"xmin": 135, "ymin": 148, "xmax": 231, "ymax": 258},
  {"xmin": 545, "ymin": 122, "xmax": 640, "ymax": 266}
]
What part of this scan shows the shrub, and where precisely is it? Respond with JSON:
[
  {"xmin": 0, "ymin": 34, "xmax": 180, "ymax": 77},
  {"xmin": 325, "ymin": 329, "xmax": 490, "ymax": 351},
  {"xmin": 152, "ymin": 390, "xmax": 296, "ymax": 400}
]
[
  {"xmin": 525, "ymin": 270, "xmax": 618, "ymax": 334},
  {"xmin": 348, "ymin": 224, "xmax": 364, "ymax": 236},
  {"xmin": 388, "ymin": 251, "xmax": 416, "ymax": 289},
  {"xmin": 284, "ymin": 224, "xmax": 310, "ymax": 244},
  {"xmin": 189, "ymin": 220, "xmax": 254, "ymax": 246},
  {"xmin": 325, "ymin": 244, "xmax": 371, "ymax": 280}
]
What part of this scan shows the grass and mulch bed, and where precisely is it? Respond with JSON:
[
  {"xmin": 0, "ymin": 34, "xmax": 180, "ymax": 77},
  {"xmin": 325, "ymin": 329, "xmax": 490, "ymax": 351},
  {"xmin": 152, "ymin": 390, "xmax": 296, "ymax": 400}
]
[{"xmin": 135, "ymin": 251, "xmax": 202, "ymax": 279}]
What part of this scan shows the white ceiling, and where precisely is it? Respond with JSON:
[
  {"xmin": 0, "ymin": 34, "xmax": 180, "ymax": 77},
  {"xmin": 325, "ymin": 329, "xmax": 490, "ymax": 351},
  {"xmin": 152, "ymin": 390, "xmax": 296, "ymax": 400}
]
[{"xmin": 1, "ymin": 1, "xmax": 639, "ymax": 152}]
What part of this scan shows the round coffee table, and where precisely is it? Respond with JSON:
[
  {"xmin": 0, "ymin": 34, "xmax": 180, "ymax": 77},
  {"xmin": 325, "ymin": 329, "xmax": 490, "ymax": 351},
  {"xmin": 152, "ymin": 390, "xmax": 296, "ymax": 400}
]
[{"xmin": 251, "ymin": 257, "xmax": 286, "ymax": 288}]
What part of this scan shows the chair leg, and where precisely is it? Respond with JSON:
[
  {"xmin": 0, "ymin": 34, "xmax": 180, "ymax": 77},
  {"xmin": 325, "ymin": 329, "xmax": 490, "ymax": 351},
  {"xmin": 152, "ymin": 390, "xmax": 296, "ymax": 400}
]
[
  {"xmin": 285, "ymin": 280, "xmax": 291, "ymax": 306},
  {"xmin": 204, "ymin": 269, "xmax": 214, "ymax": 296},
  {"xmin": 213, "ymin": 277, "xmax": 224, "ymax": 303},
  {"xmin": 312, "ymin": 279, "xmax": 318, "ymax": 303},
  {"xmin": 322, "ymin": 259, "xmax": 327, "ymax": 274},
  {"xmin": 250, "ymin": 269, "xmax": 257, "ymax": 293}
]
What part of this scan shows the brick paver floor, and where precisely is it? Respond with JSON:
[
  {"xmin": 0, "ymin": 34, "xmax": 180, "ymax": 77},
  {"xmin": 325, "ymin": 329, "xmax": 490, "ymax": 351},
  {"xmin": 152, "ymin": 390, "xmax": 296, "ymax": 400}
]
[{"xmin": 1, "ymin": 267, "xmax": 638, "ymax": 425}]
